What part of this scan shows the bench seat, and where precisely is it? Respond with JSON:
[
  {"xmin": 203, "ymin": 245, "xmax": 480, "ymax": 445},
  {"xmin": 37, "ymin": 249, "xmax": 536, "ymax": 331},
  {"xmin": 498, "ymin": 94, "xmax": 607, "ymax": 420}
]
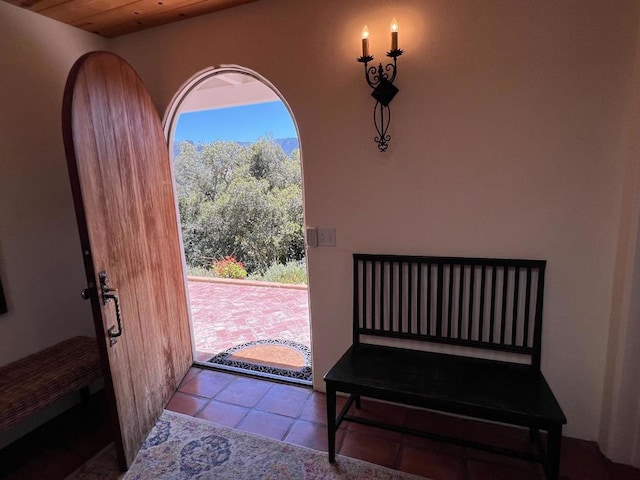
[
  {"xmin": 325, "ymin": 344, "xmax": 566, "ymax": 428},
  {"xmin": 0, "ymin": 336, "xmax": 102, "ymax": 431}
]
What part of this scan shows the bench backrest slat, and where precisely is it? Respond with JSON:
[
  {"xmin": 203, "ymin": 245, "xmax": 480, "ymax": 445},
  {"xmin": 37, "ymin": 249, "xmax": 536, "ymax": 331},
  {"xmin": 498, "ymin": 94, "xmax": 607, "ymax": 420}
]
[{"xmin": 353, "ymin": 254, "xmax": 546, "ymax": 370}]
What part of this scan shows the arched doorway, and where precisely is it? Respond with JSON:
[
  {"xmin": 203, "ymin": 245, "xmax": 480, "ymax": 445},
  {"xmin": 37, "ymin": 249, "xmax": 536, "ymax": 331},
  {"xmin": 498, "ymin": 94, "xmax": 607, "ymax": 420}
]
[{"xmin": 164, "ymin": 66, "xmax": 311, "ymax": 385}]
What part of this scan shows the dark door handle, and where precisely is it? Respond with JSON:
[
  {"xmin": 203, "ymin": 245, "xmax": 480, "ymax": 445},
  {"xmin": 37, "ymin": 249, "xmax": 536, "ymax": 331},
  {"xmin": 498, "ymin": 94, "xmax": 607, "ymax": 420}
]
[{"xmin": 99, "ymin": 271, "xmax": 123, "ymax": 346}]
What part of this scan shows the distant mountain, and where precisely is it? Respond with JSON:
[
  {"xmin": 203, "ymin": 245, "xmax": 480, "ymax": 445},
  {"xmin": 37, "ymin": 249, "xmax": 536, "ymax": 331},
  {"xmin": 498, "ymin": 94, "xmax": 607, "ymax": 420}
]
[
  {"xmin": 173, "ymin": 139, "xmax": 195, "ymax": 157},
  {"xmin": 274, "ymin": 138, "xmax": 300, "ymax": 156},
  {"xmin": 173, "ymin": 138, "xmax": 300, "ymax": 157},
  {"xmin": 237, "ymin": 137, "xmax": 299, "ymax": 156}
]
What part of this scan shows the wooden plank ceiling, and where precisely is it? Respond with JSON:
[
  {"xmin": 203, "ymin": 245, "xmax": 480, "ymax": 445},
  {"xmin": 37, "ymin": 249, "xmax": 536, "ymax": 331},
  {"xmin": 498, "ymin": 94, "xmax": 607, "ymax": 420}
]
[{"xmin": 3, "ymin": 0, "xmax": 260, "ymax": 37}]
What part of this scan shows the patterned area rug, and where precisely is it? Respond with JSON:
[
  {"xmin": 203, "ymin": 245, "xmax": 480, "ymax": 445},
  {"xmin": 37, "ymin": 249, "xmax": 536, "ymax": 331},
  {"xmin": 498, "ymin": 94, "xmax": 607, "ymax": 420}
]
[
  {"xmin": 66, "ymin": 410, "xmax": 428, "ymax": 480},
  {"xmin": 207, "ymin": 339, "xmax": 313, "ymax": 382}
]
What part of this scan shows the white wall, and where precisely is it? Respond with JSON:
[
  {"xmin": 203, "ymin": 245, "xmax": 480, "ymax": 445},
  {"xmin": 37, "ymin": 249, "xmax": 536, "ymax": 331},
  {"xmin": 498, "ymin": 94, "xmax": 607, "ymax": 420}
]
[
  {"xmin": 112, "ymin": 0, "xmax": 639, "ymax": 441},
  {"xmin": 0, "ymin": 2, "xmax": 107, "ymax": 364},
  {"xmin": 2, "ymin": 0, "xmax": 639, "ymax": 447},
  {"xmin": 599, "ymin": 11, "xmax": 640, "ymax": 466}
]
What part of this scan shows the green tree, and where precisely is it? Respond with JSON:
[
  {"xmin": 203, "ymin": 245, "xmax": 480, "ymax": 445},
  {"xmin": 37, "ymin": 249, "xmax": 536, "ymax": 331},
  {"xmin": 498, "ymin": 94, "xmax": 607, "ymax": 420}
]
[
  {"xmin": 178, "ymin": 192, "xmax": 221, "ymax": 268},
  {"xmin": 215, "ymin": 176, "xmax": 280, "ymax": 272},
  {"xmin": 174, "ymin": 140, "xmax": 248, "ymax": 201},
  {"xmin": 249, "ymin": 135, "xmax": 287, "ymax": 186},
  {"xmin": 273, "ymin": 183, "xmax": 304, "ymax": 263},
  {"xmin": 174, "ymin": 137, "xmax": 304, "ymax": 274}
]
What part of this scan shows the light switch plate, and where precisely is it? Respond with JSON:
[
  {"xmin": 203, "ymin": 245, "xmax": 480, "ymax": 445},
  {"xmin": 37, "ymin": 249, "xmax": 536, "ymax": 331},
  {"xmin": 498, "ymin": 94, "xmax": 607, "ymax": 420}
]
[
  {"xmin": 306, "ymin": 227, "xmax": 318, "ymax": 247},
  {"xmin": 318, "ymin": 228, "xmax": 336, "ymax": 247}
]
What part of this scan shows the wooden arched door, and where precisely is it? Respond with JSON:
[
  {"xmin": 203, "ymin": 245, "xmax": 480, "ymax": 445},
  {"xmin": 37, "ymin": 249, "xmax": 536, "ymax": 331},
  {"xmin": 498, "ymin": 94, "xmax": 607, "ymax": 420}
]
[{"xmin": 62, "ymin": 51, "xmax": 192, "ymax": 470}]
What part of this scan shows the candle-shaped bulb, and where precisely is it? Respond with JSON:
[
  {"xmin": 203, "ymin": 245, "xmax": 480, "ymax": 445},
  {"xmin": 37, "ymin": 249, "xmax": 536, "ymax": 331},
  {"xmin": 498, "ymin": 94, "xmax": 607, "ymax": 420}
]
[
  {"xmin": 390, "ymin": 17, "xmax": 399, "ymax": 50},
  {"xmin": 362, "ymin": 25, "xmax": 370, "ymax": 57}
]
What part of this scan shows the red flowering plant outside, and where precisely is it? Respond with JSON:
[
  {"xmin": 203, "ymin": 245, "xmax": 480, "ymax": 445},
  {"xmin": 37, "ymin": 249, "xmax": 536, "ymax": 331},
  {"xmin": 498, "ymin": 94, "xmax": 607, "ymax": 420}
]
[{"xmin": 211, "ymin": 256, "xmax": 247, "ymax": 279}]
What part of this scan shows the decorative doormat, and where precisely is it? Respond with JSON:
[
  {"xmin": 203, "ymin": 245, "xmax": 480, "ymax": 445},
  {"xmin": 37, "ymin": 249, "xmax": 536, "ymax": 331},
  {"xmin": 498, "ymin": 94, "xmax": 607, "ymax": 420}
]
[
  {"xmin": 66, "ymin": 410, "xmax": 428, "ymax": 480},
  {"xmin": 207, "ymin": 339, "xmax": 312, "ymax": 382}
]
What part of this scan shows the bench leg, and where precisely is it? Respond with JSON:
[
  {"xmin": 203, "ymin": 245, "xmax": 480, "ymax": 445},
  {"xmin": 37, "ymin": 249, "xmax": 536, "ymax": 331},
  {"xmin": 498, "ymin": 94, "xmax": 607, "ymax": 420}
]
[
  {"xmin": 545, "ymin": 425, "xmax": 562, "ymax": 480},
  {"xmin": 326, "ymin": 384, "xmax": 337, "ymax": 463}
]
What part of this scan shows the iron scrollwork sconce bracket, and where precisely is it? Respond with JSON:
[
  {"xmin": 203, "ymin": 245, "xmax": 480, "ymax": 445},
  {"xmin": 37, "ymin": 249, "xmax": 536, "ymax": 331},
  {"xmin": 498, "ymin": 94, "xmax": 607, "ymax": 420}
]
[{"xmin": 357, "ymin": 49, "xmax": 403, "ymax": 152}]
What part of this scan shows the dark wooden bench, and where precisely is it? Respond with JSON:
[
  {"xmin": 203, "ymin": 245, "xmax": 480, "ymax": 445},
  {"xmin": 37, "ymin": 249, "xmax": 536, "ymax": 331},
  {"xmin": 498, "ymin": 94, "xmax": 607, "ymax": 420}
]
[
  {"xmin": 324, "ymin": 254, "xmax": 566, "ymax": 479},
  {"xmin": 0, "ymin": 336, "xmax": 102, "ymax": 432}
]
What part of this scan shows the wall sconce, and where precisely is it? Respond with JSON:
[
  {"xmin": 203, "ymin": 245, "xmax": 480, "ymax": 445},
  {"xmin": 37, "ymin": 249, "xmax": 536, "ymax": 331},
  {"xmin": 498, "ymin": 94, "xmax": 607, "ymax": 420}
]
[{"xmin": 357, "ymin": 18, "xmax": 404, "ymax": 152}]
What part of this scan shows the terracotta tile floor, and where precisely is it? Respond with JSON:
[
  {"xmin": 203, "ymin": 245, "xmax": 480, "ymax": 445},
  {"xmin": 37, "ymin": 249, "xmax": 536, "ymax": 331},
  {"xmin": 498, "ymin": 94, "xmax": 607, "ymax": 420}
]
[
  {"xmin": 168, "ymin": 366, "xmax": 640, "ymax": 480},
  {"xmin": 3, "ymin": 279, "xmax": 638, "ymax": 480},
  {"xmin": 188, "ymin": 278, "xmax": 310, "ymax": 362},
  {"xmin": 4, "ymin": 369, "xmax": 640, "ymax": 480}
]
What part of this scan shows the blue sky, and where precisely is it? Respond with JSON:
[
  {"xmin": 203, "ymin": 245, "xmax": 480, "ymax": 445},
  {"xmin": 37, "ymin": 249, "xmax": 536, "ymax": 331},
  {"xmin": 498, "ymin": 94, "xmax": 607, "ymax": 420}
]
[{"xmin": 174, "ymin": 100, "xmax": 297, "ymax": 143}]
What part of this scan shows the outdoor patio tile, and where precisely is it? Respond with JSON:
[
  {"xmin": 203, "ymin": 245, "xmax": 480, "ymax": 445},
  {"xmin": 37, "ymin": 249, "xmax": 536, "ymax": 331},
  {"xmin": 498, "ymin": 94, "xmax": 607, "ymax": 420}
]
[
  {"xmin": 189, "ymin": 280, "xmax": 311, "ymax": 362},
  {"xmin": 196, "ymin": 351, "xmax": 212, "ymax": 362}
]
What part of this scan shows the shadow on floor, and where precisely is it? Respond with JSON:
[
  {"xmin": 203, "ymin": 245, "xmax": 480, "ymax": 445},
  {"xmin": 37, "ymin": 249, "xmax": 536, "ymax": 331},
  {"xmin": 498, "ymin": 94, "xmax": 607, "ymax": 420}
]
[{"xmin": 0, "ymin": 391, "xmax": 112, "ymax": 480}]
